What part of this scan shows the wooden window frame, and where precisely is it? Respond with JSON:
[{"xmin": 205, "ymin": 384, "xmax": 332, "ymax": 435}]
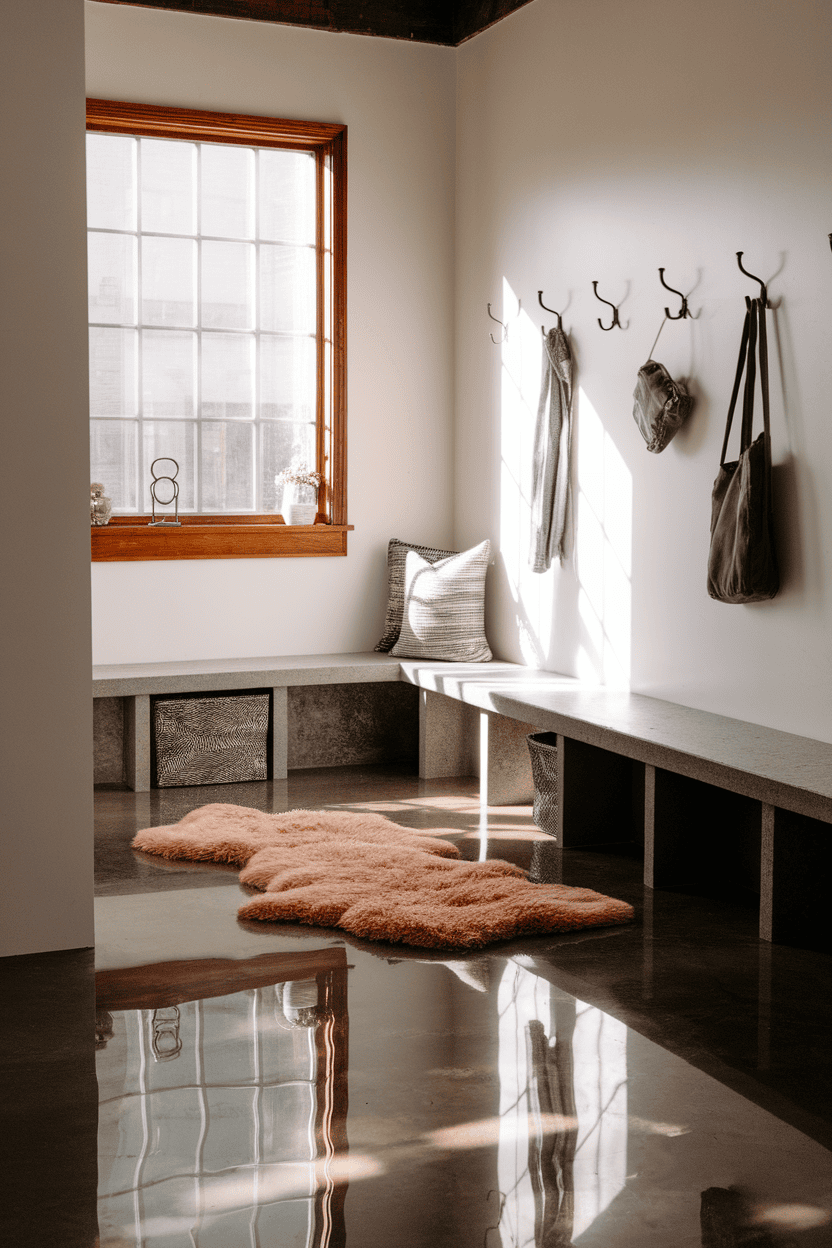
[{"xmin": 87, "ymin": 99, "xmax": 348, "ymax": 562}]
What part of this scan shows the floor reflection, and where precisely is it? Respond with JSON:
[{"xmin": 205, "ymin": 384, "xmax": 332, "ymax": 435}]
[
  {"xmin": 496, "ymin": 963, "xmax": 627, "ymax": 1246},
  {"xmin": 95, "ymin": 941, "xmax": 832, "ymax": 1247},
  {"xmin": 96, "ymin": 949, "xmax": 348, "ymax": 1247}
]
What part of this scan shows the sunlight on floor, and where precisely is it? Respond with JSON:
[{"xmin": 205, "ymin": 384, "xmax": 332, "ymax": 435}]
[{"xmin": 330, "ymin": 795, "xmax": 549, "ymax": 844}]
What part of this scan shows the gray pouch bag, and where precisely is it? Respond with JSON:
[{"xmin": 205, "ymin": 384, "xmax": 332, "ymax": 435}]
[{"xmin": 632, "ymin": 358, "xmax": 693, "ymax": 453}]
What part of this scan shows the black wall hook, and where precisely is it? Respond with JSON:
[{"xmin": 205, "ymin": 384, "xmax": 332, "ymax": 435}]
[
  {"xmin": 736, "ymin": 252, "xmax": 770, "ymax": 307},
  {"xmin": 592, "ymin": 281, "xmax": 625, "ymax": 330},
  {"xmin": 658, "ymin": 268, "xmax": 691, "ymax": 319},
  {"xmin": 487, "ymin": 303, "xmax": 507, "ymax": 344},
  {"xmin": 538, "ymin": 289, "xmax": 566, "ymax": 333}
]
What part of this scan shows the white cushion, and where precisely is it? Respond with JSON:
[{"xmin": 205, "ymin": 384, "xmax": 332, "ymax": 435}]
[{"xmin": 391, "ymin": 540, "xmax": 492, "ymax": 663}]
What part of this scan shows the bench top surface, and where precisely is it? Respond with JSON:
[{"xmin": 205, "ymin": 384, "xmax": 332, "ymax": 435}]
[
  {"xmin": 92, "ymin": 652, "xmax": 403, "ymax": 695},
  {"xmin": 398, "ymin": 661, "xmax": 832, "ymax": 822},
  {"xmin": 93, "ymin": 652, "xmax": 832, "ymax": 822}
]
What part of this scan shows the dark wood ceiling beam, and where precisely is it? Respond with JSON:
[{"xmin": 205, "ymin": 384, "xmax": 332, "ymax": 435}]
[
  {"xmin": 454, "ymin": 0, "xmax": 534, "ymax": 44},
  {"xmin": 95, "ymin": 0, "xmax": 536, "ymax": 45},
  {"xmin": 97, "ymin": 0, "xmax": 452, "ymax": 43}
]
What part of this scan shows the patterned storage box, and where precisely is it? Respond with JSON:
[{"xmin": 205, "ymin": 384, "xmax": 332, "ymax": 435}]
[{"xmin": 153, "ymin": 692, "xmax": 270, "ymax": 787}]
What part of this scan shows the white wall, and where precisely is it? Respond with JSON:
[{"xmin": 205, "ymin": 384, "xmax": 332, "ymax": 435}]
[
  {"xmin": 455, "ymin": 0, "xmax": 832, "ymax": 741},
  {"xmin": 0, "ymin": 1, "xmax": 94, "ymax": 956},
  {"xmin": 85, "ymin": 2, "xmax": 456, "ymax": 664}
]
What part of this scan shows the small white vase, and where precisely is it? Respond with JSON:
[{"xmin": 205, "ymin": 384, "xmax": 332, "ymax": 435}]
[{"xmin": 287, "ymin": 503, "xmax": 317, "ymax": 525}]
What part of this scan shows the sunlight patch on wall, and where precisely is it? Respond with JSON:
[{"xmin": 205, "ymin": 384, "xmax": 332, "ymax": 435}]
[
  {"xmin": 498, "ymin": 278, "xmax": 554, "ymax": 667},
  {"xmin": 575, "ymin": 387, "xmax": 632, "ymax": 687},
  {"xmin": 497, "ymin": 278, "xmax": 632, "ymax": 682}
]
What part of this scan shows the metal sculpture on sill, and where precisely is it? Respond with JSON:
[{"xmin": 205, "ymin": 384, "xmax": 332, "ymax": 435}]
[{"xmin": 148, "ymin": 458, "xmax": 181, "ymax": 527}]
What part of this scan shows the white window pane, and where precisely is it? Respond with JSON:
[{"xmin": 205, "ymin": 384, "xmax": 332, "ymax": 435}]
[
  {"xmin": 260, "ymin": 334, "xmax": 316, "ymax": 421},
  {"xmin": 259, "ymin": 245, "xmax": 316, "ymax": 334},
  {"xmin": 323, "ymin": 159, "xmax": 333, "ymax": 253},
  {"xmin": 91, "ymin": 420, "xmax": 138, "ymax": 510},
  {"xmin": 143, "ymin": 422, "xmax": 197, "ymax": 510},
  {"xmin": 140, "ymin": 138, "xmax": 196, "ymax": 235},
  {"xmin": 141, "ymin": 236, "xmax": 196, "ymax": 327},
  {"xmin": 88, "ymin": 232, "xmax": 137, "ymax": 325},
  {"xmin": 89, "ymin": 132, "xmax": 328, "ymax": 516},
  {"xmin": 202, "ymin": 422, "xmax": 255, "ymax": 511},
  {"xmin": 259, "ymin": 149, "xmax": 315, "ymax": 244},
  {"xmin": 324, "ymin": 338, "xmax": 332, "ymax": 430},
  {"xmin": 89, "ymin": 328, "xmax": 138, "ymax": 417},
  {"xmin": 261, "ymin": 421, "xmax": 315, "ymax": 512},
  {"xmin": 142, "ymin": 330, "xmax": 196, "ymax": 418},
  {"xmin": 202, "ymin": 333, "xmax": 254, "ymax": 420},
  {"xmin": 201, "ymin": 144, "xmax": 254, "ymax": 239},
  {"xmin": 201, "ymin": 241, "xmax": 254, "ymax": 330},
  {"xmin": 86, "ymin": 133, "xmax": 137, "ymax": 231}
]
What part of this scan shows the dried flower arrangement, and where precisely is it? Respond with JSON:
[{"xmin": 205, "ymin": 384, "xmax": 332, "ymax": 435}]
[{"xmin": 275, "ymin": 462, "xmax": 322, "ymax": 491}]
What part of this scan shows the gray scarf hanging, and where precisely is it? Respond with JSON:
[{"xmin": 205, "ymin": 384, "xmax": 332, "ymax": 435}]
[{"xmin": 530, "ymin": 326, "xmax": 573, "ymax": 572}]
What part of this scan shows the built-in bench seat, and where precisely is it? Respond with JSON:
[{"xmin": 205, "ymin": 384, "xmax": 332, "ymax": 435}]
[{"xmin": 93, "ymin": 653, "xmax": 832, "ymax": 951}]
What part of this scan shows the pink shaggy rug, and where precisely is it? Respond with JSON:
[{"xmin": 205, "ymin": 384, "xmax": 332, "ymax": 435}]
[{"xmin": 133, "ymin": 804, "xmax": 634, "ymax": 950}]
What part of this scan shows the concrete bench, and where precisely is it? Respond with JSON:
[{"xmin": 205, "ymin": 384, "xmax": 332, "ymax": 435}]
[
  {"xmin": 93, "ymin": 653, "xmax": 404, "ymax": 791},
  {"xmin": 93, "ymin": 652, "xmax": 832, "ymax": 950}
]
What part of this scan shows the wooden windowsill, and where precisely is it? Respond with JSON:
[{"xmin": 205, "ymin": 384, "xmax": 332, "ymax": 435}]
[{"xmin": 91, "ymin": 517, "xmax": 353, "ymax": 562}]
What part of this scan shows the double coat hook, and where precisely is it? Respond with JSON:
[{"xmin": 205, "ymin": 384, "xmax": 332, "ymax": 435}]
[
  {"xmin": 486, "ymin": 303, "xmax": 507, "ymax": 343},
  {"xmin": 658, "ymin": 268, "xmax": 692, "ymax": 319},
  {"xmin": 736, "ymin": 252, "xmax": 771, "ymax": 307},
  {"xmin": 592, "ymin": 281, "xmax": 626, "ymax": 330},
  {"xmin": 538, "ymin": 290, "xmax": 566, "ymax": 334},
  {"xmin": 487, "ymin": 299, "xmax": 521, "ymax": 344}
]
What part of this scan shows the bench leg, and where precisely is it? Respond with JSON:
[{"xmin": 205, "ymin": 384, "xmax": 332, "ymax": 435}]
[
  {"xmin": 479, "ymin": 712, "xmax": 537, "ymax": 806},
  {"xmin": 646, "ymin": 765, "xmax": 762, "ymax": 894},
  {"xmin": 760, "ymin": 804, "xmax": 832, "ymax": 951},
  {"xmin": 272, "ymin": 687, "xmax": 288, "ymax": 780},
  {"xmin": 557, "ymin": 735, "xmax": 636, "ymax": 847},
  {"xmin": 644, "ymin": 764, "xmax": 687, "ymax": 888},
  {"xmin": 418, "ymin": 689, "xmax": 477, "ymax": 779},
  {"xmin": 760, "ymin": 802, "xmax": 775, "ymax": 942},
  {"xmin": 124, "ymin": 695, "xmax": 150, "ymax": 792},
  {"xmin": 418, "ymin": 692, "xmax": 536, "ymax": 804}
]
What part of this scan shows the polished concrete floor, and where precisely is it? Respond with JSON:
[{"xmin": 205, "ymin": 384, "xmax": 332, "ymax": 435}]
[{"xmin": 2, "ymin": 764, "xmax": 832, "ymax": 1246}]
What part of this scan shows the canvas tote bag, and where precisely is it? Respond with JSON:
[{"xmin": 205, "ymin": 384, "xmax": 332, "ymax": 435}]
[{"xmin": 707, "ymin": 296, "xmax": 779, "ymax": 603}]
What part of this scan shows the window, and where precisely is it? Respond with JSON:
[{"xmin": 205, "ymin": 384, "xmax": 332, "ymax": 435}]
[{"xmin": 87, "ymin": 100, "xmax": 347, "ymax": 561}]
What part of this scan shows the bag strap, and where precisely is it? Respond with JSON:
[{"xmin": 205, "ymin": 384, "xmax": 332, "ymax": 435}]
[
  {"xmin": 720, "ymin": 297, "xmax": 752, "ymax": 466},
  {"xmin": 647, "ymin": 314, "xmax": 667, "ymax": 360},
  {"xmin": 757, "ymin": 295, "xmax": 773, "ymax": 496},
  {"xmin": 739, "ymin": 297, "xmax": 758, "ymax": 454}
]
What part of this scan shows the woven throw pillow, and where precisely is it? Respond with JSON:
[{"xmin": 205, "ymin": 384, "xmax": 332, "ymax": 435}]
[
  {"xmin": 374, "ymin": 538, "xmax": 458, "ymax": 652},
  {"xmin": 391, "ymin": 540, "xmax": 492, "ymax": 663}
]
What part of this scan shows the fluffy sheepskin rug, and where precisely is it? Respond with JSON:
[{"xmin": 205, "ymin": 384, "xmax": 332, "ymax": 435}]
[{"xmin": 133, "ymin": 803, "xmax": 634, "ymax": 950}]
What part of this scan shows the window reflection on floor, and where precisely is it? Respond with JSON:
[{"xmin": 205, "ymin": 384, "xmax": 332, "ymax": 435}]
[
  {"xmin": 96, "ymin": 956, "xmax": 346, "ymax": 1247},
  {"xmin": 496, "ymin": 963, "xmax": 627, "ymax": 1246}
]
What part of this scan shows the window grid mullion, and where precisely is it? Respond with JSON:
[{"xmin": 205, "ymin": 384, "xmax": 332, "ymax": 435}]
[
  {"xmin": 90, "ymin": 224, "xmax": 311, "ymax": 247},
  {"xmin": 254, "ymin": 145, "xmax": 261, "ymax": 515},
  {"xmin": 136, "ymin": 136, "xmax": 144, "ymax": 513},
  {"xmin": 196, "ymin": 142, "xmax": 203, "ymax": 515}
]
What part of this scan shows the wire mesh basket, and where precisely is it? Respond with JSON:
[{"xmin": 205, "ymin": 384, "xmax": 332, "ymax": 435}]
[{"xmin": 526, "ymin": 732, "xmax": 559, "ymax": 837}]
